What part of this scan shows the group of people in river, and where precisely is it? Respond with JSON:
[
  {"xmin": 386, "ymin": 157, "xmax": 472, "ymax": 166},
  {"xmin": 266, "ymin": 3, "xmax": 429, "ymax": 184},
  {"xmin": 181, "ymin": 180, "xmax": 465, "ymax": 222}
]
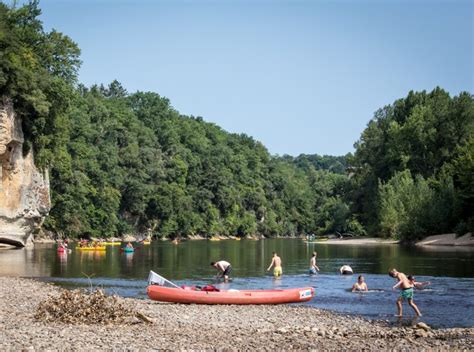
[{"xmin": 211, "ymin": 251, "xmax": 431, "ymax": 317}]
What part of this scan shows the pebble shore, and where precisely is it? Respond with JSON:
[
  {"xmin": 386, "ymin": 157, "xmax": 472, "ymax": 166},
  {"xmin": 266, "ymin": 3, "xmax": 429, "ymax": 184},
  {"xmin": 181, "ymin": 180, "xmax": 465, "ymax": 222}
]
[{"xmin": 0, "ymin": 277, "xmax": 472, "ymax": 350}]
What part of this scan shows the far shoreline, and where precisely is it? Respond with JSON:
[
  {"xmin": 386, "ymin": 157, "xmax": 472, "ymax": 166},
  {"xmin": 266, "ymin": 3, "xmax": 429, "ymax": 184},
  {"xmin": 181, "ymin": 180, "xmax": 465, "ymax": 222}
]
[{"xmin": 30, "ymin": 232, "xmax": 473, "ymax": 248}]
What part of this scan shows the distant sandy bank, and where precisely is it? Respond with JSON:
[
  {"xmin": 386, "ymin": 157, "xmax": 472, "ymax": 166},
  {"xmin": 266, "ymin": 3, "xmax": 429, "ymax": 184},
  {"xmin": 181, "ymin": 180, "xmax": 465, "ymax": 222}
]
[
  {"xmin": 321, "ymin": 237, "xmax": 400, "ymax": 245},
  {"xmin": 416, "ymin": 233, "xmax": 473, "ymax": 247}
]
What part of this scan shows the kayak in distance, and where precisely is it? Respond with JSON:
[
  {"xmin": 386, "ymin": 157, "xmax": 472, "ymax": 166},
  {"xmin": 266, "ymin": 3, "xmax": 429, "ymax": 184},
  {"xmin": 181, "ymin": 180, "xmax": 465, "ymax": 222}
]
[
  {"xmin": 104, "ymin": 242, "xmax": 121, "ymax": 246},
  {"xmin": 76, "ymin": 246, "xmax": 106, "ymax": 251}
]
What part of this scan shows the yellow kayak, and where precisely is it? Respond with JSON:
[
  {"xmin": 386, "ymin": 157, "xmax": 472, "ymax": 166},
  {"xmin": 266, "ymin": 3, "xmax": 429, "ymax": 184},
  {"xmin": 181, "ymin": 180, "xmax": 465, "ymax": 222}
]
[
  {"xmin": 142, "ymin": 241, "xmax": 151, "ymax": 245},
  {"xmin": 76, "ymin": 246, "xmax": 106, "ymax": 251},
  {"xmin": 209, "ymin": 237, "xmax": 221, "ymax": 241},
  {"xmin": 104, "ymin": 242, "xmax": 121, "ymax": 246}
]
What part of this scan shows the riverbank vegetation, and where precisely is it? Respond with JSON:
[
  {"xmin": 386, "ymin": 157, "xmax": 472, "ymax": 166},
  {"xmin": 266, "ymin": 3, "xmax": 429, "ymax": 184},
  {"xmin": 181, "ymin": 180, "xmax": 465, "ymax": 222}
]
[
  {"xmin": 351, "ymin": 89, "xmax": 473, "ymax": 240},
  {"xmin": 1, "ymin": 2, "xmax": 473, "ymax": 241}
]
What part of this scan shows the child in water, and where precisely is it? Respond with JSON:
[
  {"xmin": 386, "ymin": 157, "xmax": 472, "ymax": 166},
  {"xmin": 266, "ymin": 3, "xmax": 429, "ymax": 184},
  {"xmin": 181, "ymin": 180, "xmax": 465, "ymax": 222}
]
[{"xmin": 408, "ymin": 275, "xmax": 431, "ymax": 289}]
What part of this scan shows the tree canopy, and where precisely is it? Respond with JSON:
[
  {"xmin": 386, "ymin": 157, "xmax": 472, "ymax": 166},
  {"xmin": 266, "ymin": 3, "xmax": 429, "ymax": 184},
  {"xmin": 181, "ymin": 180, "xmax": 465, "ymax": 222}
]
[
  {"xmin": 2, "ymin": 2, "xmax": 472, "ymax": 241},
  {"xmin": 352, "ymin": 88, "xmax": 474, "ymax": 240},
  {"xmin": 0, "ymin": 0, "xmax": 80, "ymax": 166}
]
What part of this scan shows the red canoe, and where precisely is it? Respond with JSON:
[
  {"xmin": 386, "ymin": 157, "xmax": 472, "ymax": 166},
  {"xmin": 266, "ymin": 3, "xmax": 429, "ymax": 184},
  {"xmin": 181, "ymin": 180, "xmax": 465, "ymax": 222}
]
[{"xmin": 147, "ymin": 285, "xmax": 315, "ymax": 305}]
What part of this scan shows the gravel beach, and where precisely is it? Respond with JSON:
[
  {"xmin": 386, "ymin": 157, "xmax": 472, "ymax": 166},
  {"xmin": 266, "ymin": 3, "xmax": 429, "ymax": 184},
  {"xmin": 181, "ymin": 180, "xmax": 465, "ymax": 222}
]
[{"xmin": 0, "ymin": 277, "xmax": 472, "ymax": 351}]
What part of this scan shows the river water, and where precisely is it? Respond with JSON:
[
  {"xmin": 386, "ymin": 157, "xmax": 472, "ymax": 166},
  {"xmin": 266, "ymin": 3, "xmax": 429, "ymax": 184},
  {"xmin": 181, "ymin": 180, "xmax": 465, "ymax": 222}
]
[{"xmin": 0, "ymin": 239, "xmax": 472, "ymax": 328}]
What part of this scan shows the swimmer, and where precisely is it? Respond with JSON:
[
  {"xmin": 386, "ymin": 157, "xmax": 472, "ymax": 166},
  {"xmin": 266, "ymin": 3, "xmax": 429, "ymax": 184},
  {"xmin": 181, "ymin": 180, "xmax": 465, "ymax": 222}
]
[
  {"xmin": 340, "ymin": 265, "xmax": 353, "ymax": 275},
  {"xmin": 352, "ymin": 275, "xmax": 368, "ymax": 292}
]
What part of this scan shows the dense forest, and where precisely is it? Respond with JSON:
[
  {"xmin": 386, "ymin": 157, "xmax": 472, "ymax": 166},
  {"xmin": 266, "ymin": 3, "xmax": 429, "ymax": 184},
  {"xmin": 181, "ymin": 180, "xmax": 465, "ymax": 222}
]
[{"xmin": 1, "ymin": 2, "xmax": 473, "ymax": 241}]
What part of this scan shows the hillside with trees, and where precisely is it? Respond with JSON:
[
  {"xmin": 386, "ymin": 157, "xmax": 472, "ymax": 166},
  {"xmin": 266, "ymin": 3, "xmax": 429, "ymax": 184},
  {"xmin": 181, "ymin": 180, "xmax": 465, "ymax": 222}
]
[
  {"xmin": 351, "ymin": 88, "xmax": 473, "ymax": 240},
  {"xmin": 1, "ymin": 2, "xmax": 472, "ymax": 241}
]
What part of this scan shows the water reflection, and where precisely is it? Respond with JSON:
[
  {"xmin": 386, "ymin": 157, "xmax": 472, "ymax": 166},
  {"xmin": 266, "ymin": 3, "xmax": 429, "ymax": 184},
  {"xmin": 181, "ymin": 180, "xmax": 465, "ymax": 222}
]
[
  {"xmin": 124, "ymin": 252, "xmax": 134, "ymax": 268},
  {"xmin": 58, "ymin": 251, "xmax": 68, "ymax": 270},
  {"xmin": 1, "ymin": 239, "xmax": 474, "ymax": 279}
]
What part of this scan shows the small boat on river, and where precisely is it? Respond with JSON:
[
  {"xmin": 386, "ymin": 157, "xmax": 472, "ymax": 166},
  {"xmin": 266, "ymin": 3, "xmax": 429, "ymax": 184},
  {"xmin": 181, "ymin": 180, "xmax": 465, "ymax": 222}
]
[
  {"xmin": 147, "ymin": 271, "xmax": 314, "ymax": 305},
  {"xmin": 76, "ymin": 246, "xmax": 106, "ymax": 251},
  {"xmin": 104, "ymin": 241, "xmax": 121, "ymax": 246}
]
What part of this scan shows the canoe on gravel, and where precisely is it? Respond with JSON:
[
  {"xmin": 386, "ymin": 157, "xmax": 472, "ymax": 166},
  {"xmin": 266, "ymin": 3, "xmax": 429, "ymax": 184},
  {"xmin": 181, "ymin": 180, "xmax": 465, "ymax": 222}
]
[
  {"xmin": 147, "ymin": 270, "xmax": 314, "ymax": 305},
  {"xmin": 147, "ymin": 285, "xmax": 314, "ymax": 305}
]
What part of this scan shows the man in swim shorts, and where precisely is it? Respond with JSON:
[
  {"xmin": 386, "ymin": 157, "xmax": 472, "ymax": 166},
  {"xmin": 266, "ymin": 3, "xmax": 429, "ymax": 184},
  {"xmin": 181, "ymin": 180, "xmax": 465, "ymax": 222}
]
[
  {"xmin": 267, "ymin": 252, "xmax": 282, "ymax": 277},
  {"xmin": 211, "ymin": 260, "xmax": 232, "ymax": 281},
  {"xmin": 389, "ymin": 268, "xmax": 422, "ymax": 317}
]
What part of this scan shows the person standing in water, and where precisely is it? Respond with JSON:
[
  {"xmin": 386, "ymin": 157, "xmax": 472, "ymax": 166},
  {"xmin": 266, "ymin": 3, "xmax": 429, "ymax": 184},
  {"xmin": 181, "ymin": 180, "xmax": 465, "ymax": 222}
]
[
  {"xmin": 211, "ymin": 260, "xmax": 232, "ymax": 281},
  {"xmin": 389, "ymin": 268, "xmax": 422, "ymax": 317},
  {"xmin": 352, "ymin": 275, "xmax": 368, "ymax": 292},
  {"xmin": 267, "ymin": 252, "xmax": 282, "ymax": 277},
  {"xmin": 309, "ymin": 252, "xmax": 320, "ymax": 274}
]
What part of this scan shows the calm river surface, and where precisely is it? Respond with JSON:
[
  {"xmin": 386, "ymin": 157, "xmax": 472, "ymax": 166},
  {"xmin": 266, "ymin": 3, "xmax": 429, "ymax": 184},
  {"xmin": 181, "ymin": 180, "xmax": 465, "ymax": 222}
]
[{"xmin": 1, "ymin": 239, "xmax": 473, "ymax": 328}]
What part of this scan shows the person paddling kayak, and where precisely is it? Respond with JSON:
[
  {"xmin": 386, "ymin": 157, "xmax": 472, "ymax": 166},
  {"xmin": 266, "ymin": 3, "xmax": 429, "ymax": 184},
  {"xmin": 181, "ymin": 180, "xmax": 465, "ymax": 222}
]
[{"xmin": 211, "ymin": 260, "xmax": 232, "ymax": 281}]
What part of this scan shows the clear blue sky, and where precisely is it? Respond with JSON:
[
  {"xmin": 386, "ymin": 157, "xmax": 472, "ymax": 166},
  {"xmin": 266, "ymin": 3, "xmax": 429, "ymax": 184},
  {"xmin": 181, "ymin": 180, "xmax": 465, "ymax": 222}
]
[{"xmin": 38, "ymin": 0, "xmax": 473, "ymax": 156}]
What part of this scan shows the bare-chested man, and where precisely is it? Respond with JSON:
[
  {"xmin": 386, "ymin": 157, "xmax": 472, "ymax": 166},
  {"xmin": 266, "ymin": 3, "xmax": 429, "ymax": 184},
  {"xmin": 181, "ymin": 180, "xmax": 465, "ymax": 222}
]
[
  {"xmin": 211, "ymin": 260, "xmax": 232, "ymax": 281},
  {"xmin": 309, "ymin": 252, "xmax": 320, "ymax": 274},
  {"xmin": 267, "ymin": 252, "xmax": 282, "ymax": 277},
  {"xmin": 389, "ymin": 268, "xmax": 422, "ymax": 317}
]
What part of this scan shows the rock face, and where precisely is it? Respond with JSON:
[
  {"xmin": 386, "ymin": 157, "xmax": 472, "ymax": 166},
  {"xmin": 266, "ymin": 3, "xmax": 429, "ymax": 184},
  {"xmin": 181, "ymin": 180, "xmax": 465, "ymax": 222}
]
[{"xmin": 0, "ymin": 97, "xmax": 50, "ymax": 247}]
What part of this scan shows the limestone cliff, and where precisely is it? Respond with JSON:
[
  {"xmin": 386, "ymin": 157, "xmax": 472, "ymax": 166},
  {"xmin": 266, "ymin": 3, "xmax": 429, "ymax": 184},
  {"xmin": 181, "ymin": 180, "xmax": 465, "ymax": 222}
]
[{"xmin": 0, "ymin": 97, "xmax": 50, "ymax": 247}]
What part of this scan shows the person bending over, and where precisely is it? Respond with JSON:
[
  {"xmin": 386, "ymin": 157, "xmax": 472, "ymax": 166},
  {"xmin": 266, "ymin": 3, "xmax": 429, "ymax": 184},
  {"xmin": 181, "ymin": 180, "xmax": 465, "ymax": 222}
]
[
  {"xmin": 340, "ymin": 265, "xmax": 353, "ymax": 275},
  {"xmin": 211, "ymin": 260, "xmax": 232, "ymax": 281}
]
